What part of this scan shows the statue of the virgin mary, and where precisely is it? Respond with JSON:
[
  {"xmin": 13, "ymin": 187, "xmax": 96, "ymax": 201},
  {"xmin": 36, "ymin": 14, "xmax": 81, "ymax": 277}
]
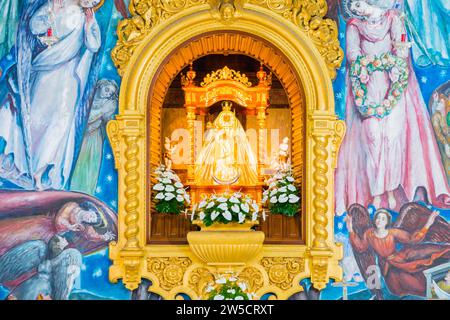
[{"xmin": 195, "ymin": 101, "xmax": 258, "ymax": 186}]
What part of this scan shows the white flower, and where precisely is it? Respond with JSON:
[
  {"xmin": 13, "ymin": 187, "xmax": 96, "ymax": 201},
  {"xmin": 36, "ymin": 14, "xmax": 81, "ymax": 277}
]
[
  {"xmin": 278, "ymin": 186, "xmax": 287, "ymax": 193},
  {"xmin": 205, "ymin": 285, "xmax": 214, "ymax": 293},
  {"xmin": 166, "ymin": 172, "xmax": 176, "ymax": 180},
  {"xmin": 262, "ymin": 195, "xmax": 268, "ymax": 204},
  {"xmin": 247, "ymin": 293, "xmax": 254, "ymax": 300},
  {"xmin": 176, "ymin": 188, "xmax": 185, "ymax": 194},
  {"xmin": 176, "ymin": 195, "xmax": 184, "ymax": 202},
  {"xmin": 217, "ymin": 203, "xmax": 228, "ymax": 211},
  {"xmin": 222, "ymin": 210, "xmax": 232, "ymax": 221},
  {"xmin": 251, "ymin": 202, "xmax": 259, "ymax": 212},
  {"xmin": 217, "ymin": 197, "xmax": 228, "ymax": 203},
  {"xmin": 240, "ymin": 203, "xmax": 249, "ymax": 213},
  {"xmin": 269, "ymin": 181, "xmax": 276, "ymax": 188},
  {"xmin": 165, "ymin": 193, "xmax": 175, "ymax": 201},
  {"xmin": 213, "ymin": 295, "xmax": 225, "ymax": 300},
  {"xmin": 270, "ymin": 189, "xmax": 278, "ymax": 197},
  {"xmin": 229, "ymin": 277, "xmax": 237, "ymax": 282},
  {"xmin": 211, "ymin": 211, "xmax": 220, "ymax": 221},
  {"xmin": 191, "ymin": 204, "xmax": 197, "ymax": 221},
  {"xmin": 155, "ymin": 192, "xmax": 165, "ymax": 200},
  {"xmin": 162, "ymin": 178, "xmax": 171, "ymax": 184},
  {"xmin": 238, "ymin": 282, "xmax": 247, "ymax": 291},
  {"xmin": 270, "ymin": 196, "xmax": 278, "ymax": 204},
  {"xmin": 153, "ymin": 183, "xmax": 165, "ymax": 191},
  {"xmin": 184, "ymin": 194, "xmax": 191, "ymax": 204},
  {"xmin": 231, "ymin": 204, "xmax": 240, "ymax": 213},
  {"xmin": 288, "ymin": 184, "xmax": 296, "ymax": 192},
  {"xmin": 199, "ymin": 212, "xmax": 206, "ymax": 220},
  {"xmin": 238, "ymin": 212, "xmax": 246, "ymax": 223},
  {"xmin": 252, "ymin": 211, "xmax": 258, "ymax": 221},
  {"xmin": 278, "ymin": 195, "xmax": 288, "ymax": 203},
  {"xmin": 286, "ymin": 176, "xmax": 295, "ymax": 182},
  {"xmin": 235, "ymin": 296, "xmax": 244, "ymax": 300},
  {"xmin": 174, "ymin": 182, "xmax": 183, "ymax": 188},
  {"xmin": 227, "ymin": 289, "xmax": 236, "ymax": 294},
  {"xmin": 165, "ymin": 185, "xmax": 175, "ymax": 192},
  {"xmin": 288, "ymin": 194, "xmax": 300, "ymax": 203},
  {"xmin": 230, "ymin": 196, "xmax": 240, "ymax": 204},
  {"xmin": 206, "ymin": 201, "xmax": 215, "ymax": 209},
  {"xmin": 216, "ymin": 278, "xmax": 226, "ymax": 284},
  {"xmin": 233, "ymin": 192, "xmax": 242, "ymax": 198},
  {"xmin": 198, "ymin": 200, "xmax": 207, "ymax": 209}
]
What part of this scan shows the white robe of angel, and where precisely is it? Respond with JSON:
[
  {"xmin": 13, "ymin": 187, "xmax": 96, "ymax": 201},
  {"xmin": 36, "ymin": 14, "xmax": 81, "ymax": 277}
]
[{"xmin": 0, "ymin": 3, "xmax": 101, "ymax": 189}]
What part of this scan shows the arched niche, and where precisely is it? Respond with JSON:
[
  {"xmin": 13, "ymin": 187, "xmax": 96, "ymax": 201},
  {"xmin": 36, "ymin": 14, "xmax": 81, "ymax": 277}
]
[{"xmin": 107, "ymin": 1, "xmax": 346, "ymax": 298}]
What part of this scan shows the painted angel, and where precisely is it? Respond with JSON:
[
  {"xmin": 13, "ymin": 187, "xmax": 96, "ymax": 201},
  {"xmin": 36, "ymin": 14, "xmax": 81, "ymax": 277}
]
[
  {"xmin": 346, "ymin": 203, "xmax": 450, "ymax": 299},
  {"xmin": 0, "ymin": 235, "xmax": 82, "ymax": 300},
  {"xmin": 335, "ymin": 0, "xmax": 450, "ymax": 214},
  {"xmin": 0, "ymin": 0, "xmax": 102, "ymax": 190}
]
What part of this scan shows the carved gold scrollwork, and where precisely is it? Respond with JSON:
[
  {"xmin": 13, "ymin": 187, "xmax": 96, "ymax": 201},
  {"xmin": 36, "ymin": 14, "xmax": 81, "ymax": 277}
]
[
  {"xmin": 238, "ymin": 267, "xmax": 264, "ymax": 293},
  {"xmin": 248, "ymin": 0, "xmax": 343, "ymax": 78},
  {"xmin": 148, "ymin": 257, "xmax": 192, "ymax": 290},
  {"xmin": 309, "ymin": 252, "xmax": 332, "ymax": 290},
  {"xmin": 188, "ymin": 267, "xmax": 215, "ymax": 298},
  {"xmin": 200, "ymin": 66, "xmax": 252, "ymax": 87},
  {"xmin": 112, "ymin": 0, "xmax": 342, "ymax": 78},
  {"xmin": 112, "ymin": 0, "xmax": 209, "ymax": 75},
  {"xmin": 331, "ymin": 120, "xmax": 346, "ymax": 168},
  {"xmin": 261, "ymin": 257, "xmax": 304, "ymax": 290},
  {"xmin": 106, "ymin": 120, "xmax": 121, "ymax": 169}
]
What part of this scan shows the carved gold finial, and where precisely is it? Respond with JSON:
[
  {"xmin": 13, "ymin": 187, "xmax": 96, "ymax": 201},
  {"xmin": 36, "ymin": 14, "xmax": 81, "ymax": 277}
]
[{"xmin": 182, "ymin": 62, "xmax": 197, "ymax": 87}]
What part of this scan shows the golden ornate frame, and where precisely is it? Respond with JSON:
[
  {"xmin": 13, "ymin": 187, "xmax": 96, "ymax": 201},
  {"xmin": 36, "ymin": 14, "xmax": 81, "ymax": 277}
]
[{"xmin": 107, "ymin": 0, "xmax": 346, "ymax": 299}]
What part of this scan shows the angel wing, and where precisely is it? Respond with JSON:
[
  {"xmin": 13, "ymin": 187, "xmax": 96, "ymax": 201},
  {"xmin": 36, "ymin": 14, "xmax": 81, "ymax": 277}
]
[
  {"xmin": 0, "ymin": 240, "xmax": 47, "ymax": 285},
  {"xmin": 347, "ymin": 204, "xmax": 384, "ymax": 300},
  {"xmin": 394, "ymin": 202, "xmax": 450, "ymax": 243},
  {"xmin": 50, "ymin": 248, "xmax": 83, "ymax": 300}
]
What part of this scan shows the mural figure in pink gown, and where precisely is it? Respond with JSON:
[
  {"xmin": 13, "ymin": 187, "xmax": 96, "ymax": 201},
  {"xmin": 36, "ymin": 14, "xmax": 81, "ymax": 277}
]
[{"xmin": 335, "ymin": 0, "xmax": 450, "ymax": 215}]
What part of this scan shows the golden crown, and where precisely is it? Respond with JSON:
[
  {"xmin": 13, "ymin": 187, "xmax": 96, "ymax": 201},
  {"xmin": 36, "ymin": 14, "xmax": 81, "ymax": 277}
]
[{"xmin": 221, "ymin": 101, "xmax": 233, "ymax": 111}]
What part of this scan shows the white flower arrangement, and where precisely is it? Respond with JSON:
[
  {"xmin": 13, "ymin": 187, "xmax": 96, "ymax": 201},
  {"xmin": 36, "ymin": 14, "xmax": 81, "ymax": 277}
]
[
  {"xmin": 152, "ymin": 165, "xmax": 190, "ymax": 214},
  {"xmin": 191, "ymin": 191, "xmax": 260, "ymax": 227},
  {"xmin": 206, "ymin": 276, "xmax": 258, "ymax": 300},
  {"xmin": 262, "ymin": 168, "xmax": 300, "ymax": 217}
]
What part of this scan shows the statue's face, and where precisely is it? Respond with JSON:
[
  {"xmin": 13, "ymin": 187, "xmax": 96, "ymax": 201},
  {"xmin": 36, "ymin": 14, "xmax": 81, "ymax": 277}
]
[
  {"xmin": 375, "ymin": 212, "xmax": 389, "ymax": 229},
  {"xmin": 99, "ymin": 83, "xmax": 117, "ymax": 99},
  {"xmin": 79, "ymin": 0, "xmax": 101, "ymax": 9}
]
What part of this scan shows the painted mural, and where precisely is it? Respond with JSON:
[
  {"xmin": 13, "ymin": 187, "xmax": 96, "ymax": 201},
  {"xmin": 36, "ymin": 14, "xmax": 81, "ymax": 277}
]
[{"xmin": 0, "ymin": 0, "xmax": 448, "ymax": 300}]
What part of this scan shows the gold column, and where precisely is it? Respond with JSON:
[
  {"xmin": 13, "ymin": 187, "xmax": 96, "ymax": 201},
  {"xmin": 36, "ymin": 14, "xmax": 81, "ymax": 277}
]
[
  {"xmin": 183, "ymin": 63, "xmax": 197, "ymax": 183},
  {"xmin": 308, "ymin": 114, "xmax": 346, "ymax": 290},
  {"xmin": 186, "ymin": 104, "xmax": 197, "ymax": 183},
  {"xmin": 256, "ymin": 105, "xmax": 266, "ymax": 181},
  {"xmin": 107, "ymin": 114, "xmax": 145, "ymax": 291}
]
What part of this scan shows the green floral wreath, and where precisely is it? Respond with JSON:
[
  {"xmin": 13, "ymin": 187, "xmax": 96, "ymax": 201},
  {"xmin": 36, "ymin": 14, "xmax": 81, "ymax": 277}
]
[{"xmin": 350, "ymin": 53, "xmax": 409, "ymax": 119}]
